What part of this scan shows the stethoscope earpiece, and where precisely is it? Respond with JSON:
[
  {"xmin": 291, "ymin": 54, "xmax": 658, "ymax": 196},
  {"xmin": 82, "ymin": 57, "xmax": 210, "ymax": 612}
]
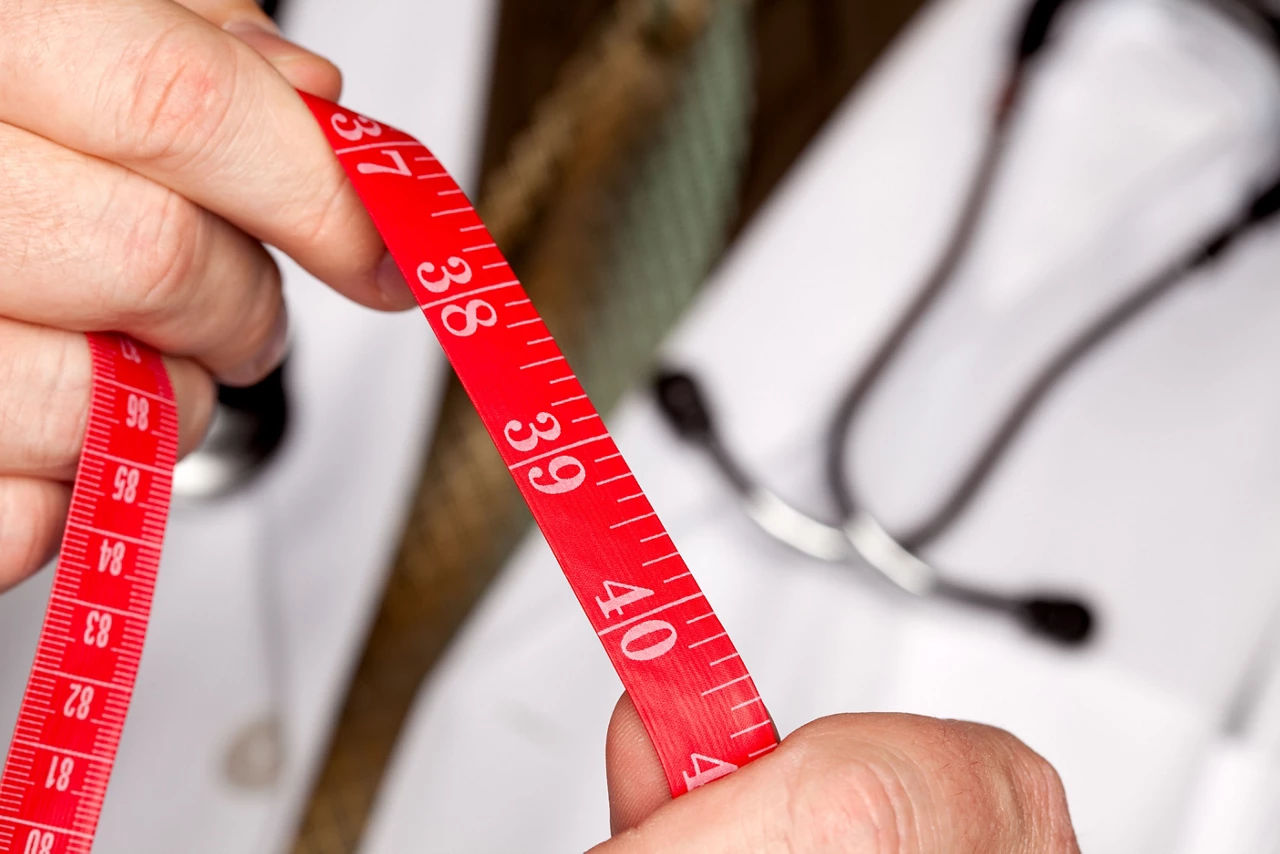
[{"xmin": 1019, "ymin": 596, "xmax": 1094, "ymax": 645}]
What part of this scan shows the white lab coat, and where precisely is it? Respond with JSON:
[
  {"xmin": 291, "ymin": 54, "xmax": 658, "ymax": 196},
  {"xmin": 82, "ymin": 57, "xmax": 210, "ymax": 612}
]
[{"xmin": 4, "ymin": 0, "xmax": 1280, "ymax": 851}]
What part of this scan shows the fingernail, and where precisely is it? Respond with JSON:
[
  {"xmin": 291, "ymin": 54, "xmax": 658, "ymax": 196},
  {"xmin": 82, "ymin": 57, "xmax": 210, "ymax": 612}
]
[
  {"xmin": 225, "ymin": 309, "xmax": 290, "ymax": 387},
  {"xmin": 226, "ymin": 19, "xmax": 344, "ymax": 99},
  {"xmin": 375, "ymin": 253, "xmax": 417, "ymax": 310},
  {"xmin": 224, "ymin": 19, "xmax": 326, "ymax": 72},
  {"xmin": 224, "ymin": 18, "xmax": 283, "ymax": 40}
]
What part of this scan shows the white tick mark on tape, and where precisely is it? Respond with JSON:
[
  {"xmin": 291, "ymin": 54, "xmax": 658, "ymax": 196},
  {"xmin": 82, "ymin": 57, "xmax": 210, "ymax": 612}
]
[
  {"xmin": 701, "ymin": 675, "xmax": 751, "ymax": 697},
  {"xmin": 609, "ymin": 512, "xmax": 656, "ymax": 530},
  {"xmin": 519, "ymin": 356, "xmax": 565, "ymax": 370},
  {"xmin": 731, "ymin": 721, "xmax": 774, "ymax": 739}
]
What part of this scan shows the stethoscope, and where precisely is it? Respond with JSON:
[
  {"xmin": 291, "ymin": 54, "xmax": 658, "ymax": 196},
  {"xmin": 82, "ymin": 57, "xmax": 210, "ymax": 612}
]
[{"xmin": 655, "ymin": 0, "xmax": 1280, "ymax": 646}]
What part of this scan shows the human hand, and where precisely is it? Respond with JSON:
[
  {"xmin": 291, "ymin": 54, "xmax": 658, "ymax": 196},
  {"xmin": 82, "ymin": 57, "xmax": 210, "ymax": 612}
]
[
  {"xmin": 0, "ymin": 0, "xmax": 413, "ymax": 590},
  {"xmin": 596, "ymin": 694, "xmax": 1080, "ymax": 853}
]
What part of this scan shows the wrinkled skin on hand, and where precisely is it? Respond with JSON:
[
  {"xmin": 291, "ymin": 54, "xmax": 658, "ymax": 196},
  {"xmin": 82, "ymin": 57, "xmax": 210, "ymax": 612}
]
[
  {"xmin": 0, "ymin": 0, "xmax": 416, "ymax": 590},
  {"xmin": 596, "ymin": 694, "xmax": 1081, "ymax": 853}
]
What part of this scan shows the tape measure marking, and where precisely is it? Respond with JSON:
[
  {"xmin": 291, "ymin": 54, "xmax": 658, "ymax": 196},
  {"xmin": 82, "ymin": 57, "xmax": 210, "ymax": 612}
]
[
  {"xmin": 300, "ymin": 92, "xmax": 778, "ymax": 797},
  {"xmin": 0, "ymin": 93, "xmax": 776, "ymax": 854},
  {"xmin": 0, "ymin": 334, "xmax": 176, "ymax": 854}
]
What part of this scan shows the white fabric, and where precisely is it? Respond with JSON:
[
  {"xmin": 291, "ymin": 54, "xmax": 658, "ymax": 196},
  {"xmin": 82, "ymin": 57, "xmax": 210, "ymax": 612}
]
[
  {"xmin": 4, "ymin": 0, "xmax": 1280, "ymax": 851},
  {"xmin": 0, "ymin": 2, "xmax": 495, "ymax": 853},
  {"xmin": 366, "ymin": 0, "xmax": 1280, "ymax": 851}
]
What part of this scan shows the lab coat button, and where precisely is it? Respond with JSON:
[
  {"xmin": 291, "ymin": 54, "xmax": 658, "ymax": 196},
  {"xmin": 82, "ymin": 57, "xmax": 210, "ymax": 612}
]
[{"xmin": 223, "ymin": 715, "xmax": 285, "ymax": 790}]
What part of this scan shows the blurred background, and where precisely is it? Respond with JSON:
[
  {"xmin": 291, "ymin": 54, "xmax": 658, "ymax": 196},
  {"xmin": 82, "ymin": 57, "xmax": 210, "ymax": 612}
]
[{"xmin": 6, "ymin": 0, "xmax": 1280, "ymax": 851}]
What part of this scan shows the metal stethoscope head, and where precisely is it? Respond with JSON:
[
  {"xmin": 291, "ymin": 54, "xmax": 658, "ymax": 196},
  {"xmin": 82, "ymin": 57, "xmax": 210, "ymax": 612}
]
[
  {"xmin": 173, "ymin": 361, "xmax": 290, "ymax": 499},
  {"xmin": 654, "ymin": 371, "xmax": 1095, "ymax": 645},
  {"xmin": 653, "ymin": 0, "xmax": 1280, "ymax": 647}
]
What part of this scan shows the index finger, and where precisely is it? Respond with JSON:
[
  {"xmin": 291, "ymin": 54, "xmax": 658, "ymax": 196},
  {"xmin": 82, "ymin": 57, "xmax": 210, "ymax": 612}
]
[{"xmin": 0, "ymin": 0, "xmax": 411, "ymax": 310}]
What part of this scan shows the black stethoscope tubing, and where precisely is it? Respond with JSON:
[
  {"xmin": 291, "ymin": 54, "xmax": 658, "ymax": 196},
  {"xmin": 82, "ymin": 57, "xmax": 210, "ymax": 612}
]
[{"xmin": 656, "ymin": 0, "xmax": 1280, "ymax": 645}]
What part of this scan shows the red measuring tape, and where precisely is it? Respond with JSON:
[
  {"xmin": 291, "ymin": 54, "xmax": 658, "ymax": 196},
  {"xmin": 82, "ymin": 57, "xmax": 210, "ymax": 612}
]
[
  {"xmin": 0, "ymin": 94, "xmax": 775, "ymax": 853},
  {"xmin": 0, "ymin": 335, "xmax": 176, "ymax": 854}
]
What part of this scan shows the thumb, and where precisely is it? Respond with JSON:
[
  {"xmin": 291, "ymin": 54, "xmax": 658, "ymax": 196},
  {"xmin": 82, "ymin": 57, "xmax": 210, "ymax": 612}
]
[
  {"xmin": 596, "ymin": 712, "xmax": 1081, "ymax": 853},
  {"xmin": 604, "ymin": 693, "xmax": 670, "ymax": 834},
  {"xmin": 178, "ymin": 0, "xmax": 344, "ymax": 99}
]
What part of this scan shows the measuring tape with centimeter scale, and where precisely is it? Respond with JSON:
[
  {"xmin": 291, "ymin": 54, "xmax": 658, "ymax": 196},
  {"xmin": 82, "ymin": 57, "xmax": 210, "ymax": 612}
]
[
  {"xmin": 0, "ymin": 336, "xmax": 176, "ymax": 854},
  {"xmin": 0, "ymin": 94, "xmax": 776, "ymax": 853}
]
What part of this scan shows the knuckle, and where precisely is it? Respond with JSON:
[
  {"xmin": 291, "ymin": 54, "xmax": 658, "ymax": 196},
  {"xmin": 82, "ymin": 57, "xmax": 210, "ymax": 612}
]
[
  {"xmin": 793, "ymin": 755, "xmax": 909, "ymax": 853},
  {"xmin": 36, "ymin": 340, "xmax": 93, "ymax": 471},
  {"xmin": 202, "ymin": 254, "xmax": 283, "ymax": 383},
  {"xmin": 780, "ymin": 720, "xmax": 913, "ymax": 853},
  {"xmin": 0, "ymin": 330, "xmax": 91, "ymax": 474},
  {"xmin": 190, "ymin": 373, "xmax": 217, "ymax": 438},
  {"xmin": 282, "ymin": 163, "xmax": 382, "ymax": 282},
  {"xmin": 934, "ymin": 720, "xmax": 1023, "ymax": 799},
  {"xmin": 114, "ymin": 22, "xmax": 240, "ymax": 165},
  {"xmin": 176, "ymin": 363, "xmax": 218, "ymax": 456},
  {"xmin": 0, "ymin": 480, "xmax": 60, "ymax": 591},
  {"xmin": 946, "ymin": 721, "xmax": 1077, "ymax": 849},
  {"xmin": 240, "ymin": 263, "xmax": 284, "ymax": 344},
  {"xmin": 294, "ymin": 172, "xmax": 363, "ymax": 256},
  {"xmin": 1004, "ymin": 737, "xmax": 1075, "ymax": 836},
  {"xmin": 117, "ymin": 190, "xmax": 205, "ymax": 322}
]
